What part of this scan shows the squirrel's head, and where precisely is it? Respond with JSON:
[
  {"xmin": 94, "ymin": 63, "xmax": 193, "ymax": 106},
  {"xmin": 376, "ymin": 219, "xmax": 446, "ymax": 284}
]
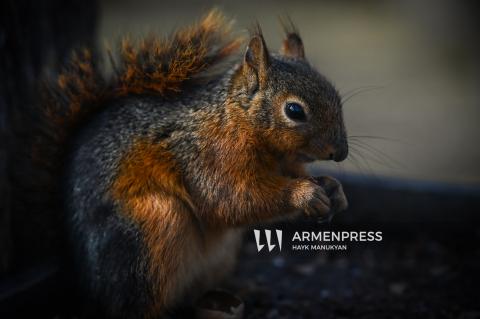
[{"xmin": 228, "ymin": 26, "xmax": 348, "ymax": 163}]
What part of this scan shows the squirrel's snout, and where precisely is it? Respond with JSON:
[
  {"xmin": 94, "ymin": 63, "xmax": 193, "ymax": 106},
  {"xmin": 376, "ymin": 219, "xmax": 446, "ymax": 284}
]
[
  {"xmin": 309, "ymin": 141, "xmax": 348, "ymax": 162},
  {"xmin": 332, "ymin": 142, "xmax": 348, "ymax": 162}
]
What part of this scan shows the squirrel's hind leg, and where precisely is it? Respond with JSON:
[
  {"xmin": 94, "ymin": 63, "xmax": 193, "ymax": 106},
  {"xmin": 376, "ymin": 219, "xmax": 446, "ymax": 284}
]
[{"xmin": 71, "ymin": 202, "xmax": 154, "ymax": 318}]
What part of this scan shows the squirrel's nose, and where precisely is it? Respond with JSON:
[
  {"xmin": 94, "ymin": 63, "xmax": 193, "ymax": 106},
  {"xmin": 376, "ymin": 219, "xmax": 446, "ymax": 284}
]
[{"xmin": 332, "ymin": 142, "xmax": 348, "ymax": 162}]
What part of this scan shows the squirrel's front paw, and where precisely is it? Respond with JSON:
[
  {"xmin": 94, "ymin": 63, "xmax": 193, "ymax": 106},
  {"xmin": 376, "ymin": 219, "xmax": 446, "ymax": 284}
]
[
  {"xmin": 290, "ymin": 179, "xmax": 331, "ymax": 217},
  {"xmin": 290, "ymin": 176, "xmax": 348, "ymax": 218},
  {"xmin": 310, "ymin": 176, "xmax": 348, "ymax": 214}
]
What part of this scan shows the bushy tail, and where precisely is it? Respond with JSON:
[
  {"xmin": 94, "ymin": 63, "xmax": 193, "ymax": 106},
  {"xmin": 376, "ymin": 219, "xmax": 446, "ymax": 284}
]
[{"xmin": 44, "ymin": 8, "xmax": 242, "ymax": 143}]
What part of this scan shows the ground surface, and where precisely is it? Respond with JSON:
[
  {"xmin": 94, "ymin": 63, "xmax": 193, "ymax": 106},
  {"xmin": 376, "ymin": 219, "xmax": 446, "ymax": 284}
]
[
  {"xmin": 226, "ymin": 222, "xmax": 480, "ymax": 319},
  {"xmin": 220, "ymin": 181, "xmax": 480, "ymax": 319}
]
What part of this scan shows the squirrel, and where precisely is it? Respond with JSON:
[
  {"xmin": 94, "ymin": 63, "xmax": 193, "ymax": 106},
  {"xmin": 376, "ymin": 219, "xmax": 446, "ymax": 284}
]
[{"xmin": 30, "ymin": 9, "xmax": 348, "ymax": 318}]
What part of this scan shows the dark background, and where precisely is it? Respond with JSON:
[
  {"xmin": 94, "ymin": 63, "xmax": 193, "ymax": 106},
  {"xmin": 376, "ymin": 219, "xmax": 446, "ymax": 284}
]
[{"xmin": 1, "ymin": 0, "xmax": 479, "ymax": 318}]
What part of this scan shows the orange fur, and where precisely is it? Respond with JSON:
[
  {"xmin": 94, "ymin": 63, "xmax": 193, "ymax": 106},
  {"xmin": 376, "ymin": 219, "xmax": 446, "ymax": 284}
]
[
  {"xmin": 110, "ymin": 139, "xmax": 195, "ymax": 314},
  {"xmin": 116, "ymin": 9, "xmax": 243, "ymax": 96},
  {"xmin": 194, "ymin": 103, "xmax": 301, "ymax": 227},
  {"xmin": 110, "ymin": 140, "xmax": 191, "ymax": 205},
  {"xmin": 110, "ymin": 138, "xmax": 241, "ymax": 316}
]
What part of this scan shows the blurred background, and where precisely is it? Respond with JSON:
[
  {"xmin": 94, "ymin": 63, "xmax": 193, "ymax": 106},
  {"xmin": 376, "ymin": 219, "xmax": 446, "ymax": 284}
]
[{"xmin": 99, "ymin": 0, "xmax": 480, "ymax": 185}]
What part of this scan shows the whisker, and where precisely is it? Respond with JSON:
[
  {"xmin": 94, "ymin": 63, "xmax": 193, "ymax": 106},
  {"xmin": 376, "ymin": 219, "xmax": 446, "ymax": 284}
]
[
  {"xmin": 350, "ymin": 140, "xmax": 405, "ymax": 168},
  {"xmin": 349, "ymin": 148, "xmax": 376, "ymax": 176},
  {"xmin": 349, "ymin": 139, "xmax": 405, "ymax": 168},
  {"xmin": 349, "ymin": 143, "xmax": 397, "ymax": 169},
  {"xmin": 341, "ymin": 85, "xmax": 385, "ymax": 106},
  {"xmin": 347, "ymin": 151, "xmax": 370, "ymax": 177},
  {"xmin": 349, "ymin": 135, "xmax": 407, "ymax": 144},
  {"xmin": 340, "ymin": 85, "xmax": 383, "ymax": 100},
  {"xmin": 348, "ymin": 149, "xmax": 383, "ymax": 182}
]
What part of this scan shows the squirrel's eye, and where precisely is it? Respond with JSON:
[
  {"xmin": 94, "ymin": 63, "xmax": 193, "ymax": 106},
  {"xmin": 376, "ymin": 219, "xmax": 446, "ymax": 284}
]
[{"xmin": 285, "ymin": 102, "xmax": 306, "ymax": 121}]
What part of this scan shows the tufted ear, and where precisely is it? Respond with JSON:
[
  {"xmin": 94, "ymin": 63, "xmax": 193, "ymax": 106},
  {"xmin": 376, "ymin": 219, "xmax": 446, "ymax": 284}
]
[
  {"xmin": 242, "ymin": 29, "xmax": 270, "ymax": 95},
  {"xmin": 279, "ymin": 17, "xmax": 305, "ymax": 59}
]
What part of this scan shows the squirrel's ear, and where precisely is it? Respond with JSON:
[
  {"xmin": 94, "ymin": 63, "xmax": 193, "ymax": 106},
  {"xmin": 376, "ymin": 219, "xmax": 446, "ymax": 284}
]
[
  {"xmin": 279, "ymin": 18, "xmax": 305, "ymax": 59},
  {"xmin": 280, "ymin": 33, "xmax": 305, "ymax": 59},
  {"xmin": 242, "ymin": 32, "xmax": 270, "ymax": 94}
]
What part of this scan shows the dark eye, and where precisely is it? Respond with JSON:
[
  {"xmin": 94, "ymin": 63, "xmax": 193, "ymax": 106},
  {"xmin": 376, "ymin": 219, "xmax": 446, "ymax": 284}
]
[{"xmin": 285, "ymin": 102, "xmax": 306, "ymax": 121}]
